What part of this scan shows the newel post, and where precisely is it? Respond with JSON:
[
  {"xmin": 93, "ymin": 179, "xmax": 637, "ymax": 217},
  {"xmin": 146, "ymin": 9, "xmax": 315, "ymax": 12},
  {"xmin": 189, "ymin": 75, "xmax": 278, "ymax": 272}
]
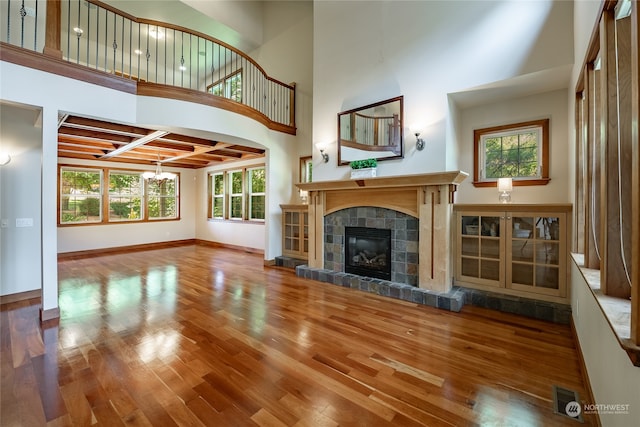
[{"xmin": 43, "ymin": 0, "xmax": 62, "ymax": 58}]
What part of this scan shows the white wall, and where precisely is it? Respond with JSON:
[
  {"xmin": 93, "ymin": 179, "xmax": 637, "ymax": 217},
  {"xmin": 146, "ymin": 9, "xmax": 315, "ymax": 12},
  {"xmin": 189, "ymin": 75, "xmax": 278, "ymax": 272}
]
[
  {"xmin": 312, "ymin": 0, "xmax": 573, "ymax": 182},
  {"xmin": 0, "ymin": 104, "xmax": 43, "ymax": 296},
  {"xmin": 456, "ymin": 89, "xmax": 569, "ymax": 204}
]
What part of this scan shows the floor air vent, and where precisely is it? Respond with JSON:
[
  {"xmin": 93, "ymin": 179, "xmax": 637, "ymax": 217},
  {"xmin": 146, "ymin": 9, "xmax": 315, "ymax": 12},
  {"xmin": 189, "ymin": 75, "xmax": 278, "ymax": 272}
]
[{"xmin": 553, "ymin": 385, "xmax": 584, "ymax": 422}]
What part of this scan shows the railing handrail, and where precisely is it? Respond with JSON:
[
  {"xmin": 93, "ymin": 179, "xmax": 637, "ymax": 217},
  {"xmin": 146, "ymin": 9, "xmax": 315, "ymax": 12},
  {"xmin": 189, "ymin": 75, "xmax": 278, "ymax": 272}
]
[
  {"xmin": 1, "ymin": 0, "xmax": 296, "ymax": 133},
  {"xmin": 88, "ymin": 0, "xmax": 294, "ymax": 92}
]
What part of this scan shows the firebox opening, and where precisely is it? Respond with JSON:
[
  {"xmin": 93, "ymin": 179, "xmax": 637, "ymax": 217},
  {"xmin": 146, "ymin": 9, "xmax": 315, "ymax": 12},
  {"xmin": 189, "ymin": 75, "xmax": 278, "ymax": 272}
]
[{"xmin": 345, "ymin": 226, "xmax": 391, "ymax": 281}]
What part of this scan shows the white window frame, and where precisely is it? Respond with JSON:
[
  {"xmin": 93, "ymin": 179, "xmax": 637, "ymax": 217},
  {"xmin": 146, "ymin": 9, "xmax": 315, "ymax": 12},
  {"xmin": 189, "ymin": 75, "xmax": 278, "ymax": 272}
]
[
  {"xmin": 228, "ymin": 169, "xmax": 244, "ymax": 220},
  {"xmin": 473, "ymin": 119, "xmax": 550, "ymax": 187},
  {"xmin": 108, "ymin": 170, "xmax": 144, "ymax": 222},
  {"xmin": 211, "ymin": 172, "xmax": 225, "ymax": 220},
  {"xmin": 247, "ymin": 166, "xmax": 266, "ymax": 222},
  {"xmin": 60, "ymin": 167, "xmax": 103, "ymax": 224}
]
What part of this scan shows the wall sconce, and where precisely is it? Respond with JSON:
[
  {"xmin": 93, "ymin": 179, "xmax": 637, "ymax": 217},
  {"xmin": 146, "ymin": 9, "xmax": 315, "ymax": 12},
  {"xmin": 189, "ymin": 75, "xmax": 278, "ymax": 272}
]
[
  {"xmin": 315, "ymin": 143, "xmax": 329, "ymax": 163},
  {"xmin": 0, "ymin": 152, "xmax": 11, "ymax": 166},
  {"xmin": 414, "ymin": 132, "xmax": 425, "ymax": 151},
  {"xmin": 497, "ymin": 177, "xmax": 513, "ymax": 203}
]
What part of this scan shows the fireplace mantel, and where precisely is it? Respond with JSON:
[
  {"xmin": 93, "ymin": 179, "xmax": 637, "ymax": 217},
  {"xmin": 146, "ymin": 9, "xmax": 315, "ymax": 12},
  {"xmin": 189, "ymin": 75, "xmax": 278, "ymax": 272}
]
[
  {"xmin": 297, "ymin": 171, "xmax": 468, "ymax": 192},
  {"xmin": 296, "ymin": 171, "xmax": 469, "ymax": 293}
]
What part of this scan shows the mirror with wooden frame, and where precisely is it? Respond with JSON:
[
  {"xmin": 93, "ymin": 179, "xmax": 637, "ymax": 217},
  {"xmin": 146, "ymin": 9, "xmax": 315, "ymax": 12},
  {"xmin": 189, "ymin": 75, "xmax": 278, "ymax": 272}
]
[{"xmin": 337, "ymin": 96, "xmax": 404, "ymax": 165}]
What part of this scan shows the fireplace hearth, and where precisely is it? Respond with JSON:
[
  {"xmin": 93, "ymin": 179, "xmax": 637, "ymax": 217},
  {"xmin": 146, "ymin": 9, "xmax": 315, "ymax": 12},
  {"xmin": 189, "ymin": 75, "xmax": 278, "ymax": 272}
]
[{"xmin": 345, "ymin": 226, "xmax": 391, "ymax": 280}]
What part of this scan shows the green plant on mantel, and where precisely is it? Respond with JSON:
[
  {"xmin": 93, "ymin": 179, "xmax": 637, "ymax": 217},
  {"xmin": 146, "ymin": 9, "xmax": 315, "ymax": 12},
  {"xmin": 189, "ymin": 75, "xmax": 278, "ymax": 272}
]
[{"xmin": 349, "ymin": 158, "xmax": 377, "ymax": 169}]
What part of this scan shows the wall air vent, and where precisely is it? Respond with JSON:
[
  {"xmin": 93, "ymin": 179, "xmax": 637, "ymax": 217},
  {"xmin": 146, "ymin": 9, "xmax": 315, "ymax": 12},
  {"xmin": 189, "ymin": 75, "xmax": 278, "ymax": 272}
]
[{"xmin": 552, "ymin": 385, "xmax": 583, "ymax": 423}]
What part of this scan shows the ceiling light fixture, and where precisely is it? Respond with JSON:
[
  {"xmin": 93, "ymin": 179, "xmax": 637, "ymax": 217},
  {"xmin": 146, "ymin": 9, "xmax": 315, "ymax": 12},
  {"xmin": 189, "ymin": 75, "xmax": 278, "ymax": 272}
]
[
  {"xmin": 101, "ymin": 130, "xmax": 168, "ymax": 159},
  {"xmin": 143, "ymin": 154, "xmax": 176, "ymax": 181}
]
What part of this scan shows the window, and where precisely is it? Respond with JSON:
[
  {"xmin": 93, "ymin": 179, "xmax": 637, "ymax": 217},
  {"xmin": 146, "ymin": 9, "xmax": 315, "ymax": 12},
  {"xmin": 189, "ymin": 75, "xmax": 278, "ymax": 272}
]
[
  {"xmin": 207, "ymin": 70, "xmax": 242, "ymax": 102},
  {"xmin": 300, "ymin": 156, "xmax": 312, "ymax": 183},
  {"xmin": 248, "ymin": 167, "xmax": 265, "ymax": 220},
  {"xmin": 148, "ymin": 178, "xmax": 178, "ymax": 220},
  {"xmin": 109, "ymin": 171, "xmax": 143, "ymax": 221},
  {"xmin": 473, "ymin": 119, "xmax": 550, "ymax": 187},
  {"xmin": 60, "ymin": 168, "xmax": 103, "ymax": 224},
  {"xmin": 59, "ymin": 166, "xmax": 180, "ymax": 225},
  {"xmin": 207, "ymin": 165, "xmax": 266, "ymax": 221},
  {"xmin": 211, "ymin": 173, "xmax": 225, "ymax": 219},
  {"xmin": 229, "ymin": 170, "xmax": 244, "ymax": 220}
]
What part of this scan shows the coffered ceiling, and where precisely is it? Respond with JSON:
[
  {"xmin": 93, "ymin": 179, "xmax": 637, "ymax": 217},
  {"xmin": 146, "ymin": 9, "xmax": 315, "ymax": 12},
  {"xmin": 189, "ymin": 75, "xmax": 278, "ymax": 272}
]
[{"xmin": 57, "ymin": 115, "xmax": 265, "ymax": 169}]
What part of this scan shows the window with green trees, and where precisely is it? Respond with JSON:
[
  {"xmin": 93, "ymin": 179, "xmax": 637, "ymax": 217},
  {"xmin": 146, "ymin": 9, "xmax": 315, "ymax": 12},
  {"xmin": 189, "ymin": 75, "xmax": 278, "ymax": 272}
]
[
  {"xmin": 473, "ymin": 119, "xmax": 550, "ymax": 187},
  {"xmin": 109, "ymin": 171, "xmax": 143, "ymax": 221},
  {"xmin": 207, "ymin": 70, "xmax": 242, "ymax": 102},
  {"xmin": 60, "ymin": 168, "xmax": 103, "ymax": 224},
  {"xmin": 148, "ymin": 178, "xmax": 178, "ymax": 220},
  {"xmin": 248, "ymin": 167, "xmax": 265, "ymax": 220},
  {"xmin": 211, "ymin": 173, "xmax": 225, "ymax": 219},
  {"xmin": 59, "ymin": 166, "xmax": 179, "ymax": 225},
  {"xmin": 229, "ymin": 170, "xmax": 244, "ymax": 219}
]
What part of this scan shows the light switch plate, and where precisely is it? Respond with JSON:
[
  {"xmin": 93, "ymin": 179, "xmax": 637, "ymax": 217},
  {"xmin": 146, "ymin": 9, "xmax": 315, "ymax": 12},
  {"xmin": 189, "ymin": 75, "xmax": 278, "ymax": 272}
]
[{"xmin": 16, "ymin": 218, "xmax": 34, "ymax": 227}]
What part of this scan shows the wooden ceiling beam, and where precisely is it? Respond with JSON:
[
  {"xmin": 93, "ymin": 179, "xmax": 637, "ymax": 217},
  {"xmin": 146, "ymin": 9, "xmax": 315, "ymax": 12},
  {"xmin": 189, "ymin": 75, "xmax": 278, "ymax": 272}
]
[{"xmin": 62, "ymin": 115, "xmax": 151, "ymax": 137}]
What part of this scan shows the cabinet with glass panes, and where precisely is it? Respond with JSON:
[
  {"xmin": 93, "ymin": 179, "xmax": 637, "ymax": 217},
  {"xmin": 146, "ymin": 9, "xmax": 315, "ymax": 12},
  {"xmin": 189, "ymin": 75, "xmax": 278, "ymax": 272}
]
[
  {"xmin": 280, "ymin": 204, "xmax": 309, "ymax": 260},
  {"xmin": 454, "ymin": 205, "xmax": 571, "ymax": 303}
]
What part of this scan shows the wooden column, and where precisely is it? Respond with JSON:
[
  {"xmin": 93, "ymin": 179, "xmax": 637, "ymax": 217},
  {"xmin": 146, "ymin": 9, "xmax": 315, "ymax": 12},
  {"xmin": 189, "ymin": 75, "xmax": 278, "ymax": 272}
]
[
  {"xmin": 306, "ymin": 191, "xmax": 324, "ymax": 269},
  {"xmin": 418, "ymin": 185, "xmax": 452, "ymax": 293},
  {"xmin": 630, "ymin": 1, "xmax": 640, "ymax": 347},
  {"xmin": 43, "ymin": 0, "xmax": 62, "ymax": 58}
]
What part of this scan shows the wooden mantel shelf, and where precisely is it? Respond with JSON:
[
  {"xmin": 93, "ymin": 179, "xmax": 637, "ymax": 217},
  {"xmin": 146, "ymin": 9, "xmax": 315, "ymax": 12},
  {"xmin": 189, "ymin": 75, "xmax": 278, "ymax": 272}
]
[{"xmin": 296, "ymin": 171, "xmax": 469, "ymax": 192}]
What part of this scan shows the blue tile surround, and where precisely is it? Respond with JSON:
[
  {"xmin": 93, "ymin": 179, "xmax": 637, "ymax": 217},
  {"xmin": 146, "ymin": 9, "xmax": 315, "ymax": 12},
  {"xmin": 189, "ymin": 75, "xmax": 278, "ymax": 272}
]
[
  {"xmin": 324, "ymin": 207, "xmax": 419, "ymax": 286},
  {"xmin": 294, "ymin": 265, "xmax": 571, "ymax": 324}
]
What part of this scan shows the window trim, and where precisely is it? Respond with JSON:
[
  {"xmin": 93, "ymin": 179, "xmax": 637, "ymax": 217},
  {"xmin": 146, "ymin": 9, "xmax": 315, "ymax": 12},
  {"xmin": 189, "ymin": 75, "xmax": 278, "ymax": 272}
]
[
  {"xmin": 58, "ymin": 165, "xmax": 180, "ymax": 226},
  {"xmin": 472, "ymin": 118, "xmax": 550, "ymax": 187}
]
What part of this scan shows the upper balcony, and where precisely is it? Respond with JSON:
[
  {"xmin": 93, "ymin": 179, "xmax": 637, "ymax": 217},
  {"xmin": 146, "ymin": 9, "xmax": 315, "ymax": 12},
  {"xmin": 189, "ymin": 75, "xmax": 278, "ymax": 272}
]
[{"xmin": 0, "ymin": 0, "xmax": 296, "ymax": 135}]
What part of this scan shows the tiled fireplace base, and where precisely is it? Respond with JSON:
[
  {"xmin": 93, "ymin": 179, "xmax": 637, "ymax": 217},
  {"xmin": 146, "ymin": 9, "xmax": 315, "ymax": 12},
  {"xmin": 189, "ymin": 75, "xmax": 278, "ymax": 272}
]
[
  {"xmin": 294, "ymin": 265, "xmax": 571, "ymax": 324},
  {"xmin": 295, "ymin": 265, "xmax": 465, "ymax": 311}
]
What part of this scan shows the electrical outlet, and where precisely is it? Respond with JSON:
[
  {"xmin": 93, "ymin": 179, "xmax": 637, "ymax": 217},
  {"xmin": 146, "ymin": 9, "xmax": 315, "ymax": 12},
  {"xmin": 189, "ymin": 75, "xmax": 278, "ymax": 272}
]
[{"xmin": 0, "ymin": 219, "xmax": 8, "ymax": 228}]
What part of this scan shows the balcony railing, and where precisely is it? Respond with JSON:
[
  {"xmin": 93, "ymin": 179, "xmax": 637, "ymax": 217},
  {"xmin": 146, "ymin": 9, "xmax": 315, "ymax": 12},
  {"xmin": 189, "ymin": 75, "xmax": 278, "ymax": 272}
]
[{"xmin": 0, "ymin": 0, "xmax": 296, "ymax": 134}]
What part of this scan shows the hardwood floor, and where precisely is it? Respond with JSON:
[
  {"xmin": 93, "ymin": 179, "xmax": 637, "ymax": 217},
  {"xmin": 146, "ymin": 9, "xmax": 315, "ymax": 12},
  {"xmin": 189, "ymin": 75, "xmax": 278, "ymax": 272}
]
[{"xmin": 1, "ymin": 245, "xmax": 595, "ymax": 426}]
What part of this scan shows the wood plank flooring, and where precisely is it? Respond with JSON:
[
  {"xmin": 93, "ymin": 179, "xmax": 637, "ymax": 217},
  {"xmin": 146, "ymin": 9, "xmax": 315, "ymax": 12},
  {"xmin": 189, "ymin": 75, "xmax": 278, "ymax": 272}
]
[{"xmin": 1, "ymin": 244, "xmax": 595, "ymax": 426}]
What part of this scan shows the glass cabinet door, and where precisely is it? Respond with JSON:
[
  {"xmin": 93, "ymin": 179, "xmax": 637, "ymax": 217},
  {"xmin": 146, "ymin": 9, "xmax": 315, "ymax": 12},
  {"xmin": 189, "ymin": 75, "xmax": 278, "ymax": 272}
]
[
  {"xmin": 508, "ymin": 214, "xmax": 564, "ymax": 296},
  {"xmin": 459, "ymin": 213, "xmax": 503, "ymax": 286}
]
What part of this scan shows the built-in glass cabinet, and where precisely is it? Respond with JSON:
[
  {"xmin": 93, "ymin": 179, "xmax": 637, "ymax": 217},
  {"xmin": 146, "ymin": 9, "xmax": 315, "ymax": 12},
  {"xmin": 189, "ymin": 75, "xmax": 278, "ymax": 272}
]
[
  {"xmin": 281, "ymin": 204, "xmax": 309, "ymax": 260},
  {"xmin": 455, "ymin": 205, "xmax": 571, "ymax": 303}
]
